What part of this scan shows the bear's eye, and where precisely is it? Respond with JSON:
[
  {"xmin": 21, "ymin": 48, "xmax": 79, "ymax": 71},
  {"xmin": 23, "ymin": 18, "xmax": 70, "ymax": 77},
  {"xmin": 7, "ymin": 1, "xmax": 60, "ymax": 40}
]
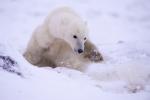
[
  {"xmin": 73, "ymin": 35, "xmax": 77, "ymax": 39},
  {"xmin": 84, "ymin": 37, "xmax": 87, "ymax": 40}
]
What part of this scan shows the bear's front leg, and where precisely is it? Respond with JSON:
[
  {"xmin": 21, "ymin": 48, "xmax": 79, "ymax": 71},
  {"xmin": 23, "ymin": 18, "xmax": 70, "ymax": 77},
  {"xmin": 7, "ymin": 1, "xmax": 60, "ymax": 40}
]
[
  {"xmin": 23, "ymin": 43, "xmax": 44, "ymax": 66},
  {"xmin": 83, "ymin": 40, "xmax": 103, "ymax": 62}
]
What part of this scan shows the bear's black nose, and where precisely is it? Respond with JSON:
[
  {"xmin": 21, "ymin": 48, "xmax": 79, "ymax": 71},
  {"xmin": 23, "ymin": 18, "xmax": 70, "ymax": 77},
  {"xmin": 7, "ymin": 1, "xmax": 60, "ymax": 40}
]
[{"xmin": 78, "ymin": 49, "xmax": 83, "ymax": 53}]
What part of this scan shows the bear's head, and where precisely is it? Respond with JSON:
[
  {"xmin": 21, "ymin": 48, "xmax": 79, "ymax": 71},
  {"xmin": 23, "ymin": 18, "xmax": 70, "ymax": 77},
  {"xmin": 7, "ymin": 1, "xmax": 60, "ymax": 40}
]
[
  {"xmin": 49, "ymin": 17, "xmax": 88, "ymax": 54},
  {"xmin": 62, "ymin": 20, "xmax": 88, "ymax": 54}
]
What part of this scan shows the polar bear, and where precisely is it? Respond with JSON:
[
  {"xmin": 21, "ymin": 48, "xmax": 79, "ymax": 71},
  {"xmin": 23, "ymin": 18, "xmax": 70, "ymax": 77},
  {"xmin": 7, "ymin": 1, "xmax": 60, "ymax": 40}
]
[{"xmin": 24, "ymin": 7, "xmax": 103, "ymax": 71}]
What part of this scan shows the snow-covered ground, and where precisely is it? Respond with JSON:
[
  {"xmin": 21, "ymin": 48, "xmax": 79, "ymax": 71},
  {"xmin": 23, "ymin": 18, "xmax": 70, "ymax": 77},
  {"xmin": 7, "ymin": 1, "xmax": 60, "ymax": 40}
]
[{"xmin": 0, "ymin": 0, "xmax": 150, "ymax": 100}]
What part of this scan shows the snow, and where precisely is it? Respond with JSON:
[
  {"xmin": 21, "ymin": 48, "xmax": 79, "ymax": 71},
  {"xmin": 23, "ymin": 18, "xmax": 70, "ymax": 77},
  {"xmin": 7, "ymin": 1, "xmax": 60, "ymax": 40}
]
[{"xmin": 0, "ymin": 0, "xmax": 150, "ymax": 100}]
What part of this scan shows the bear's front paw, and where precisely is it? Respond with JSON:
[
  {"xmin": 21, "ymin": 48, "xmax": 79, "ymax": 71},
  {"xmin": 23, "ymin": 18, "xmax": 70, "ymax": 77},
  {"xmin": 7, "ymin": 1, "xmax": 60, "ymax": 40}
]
[
  {"xmin": 90, "ymin": 50, "xmax": 103, "ymax": 62},
  {"xmin": 84, "ymin": 50, "xmax": 103, "ymax": 62}
]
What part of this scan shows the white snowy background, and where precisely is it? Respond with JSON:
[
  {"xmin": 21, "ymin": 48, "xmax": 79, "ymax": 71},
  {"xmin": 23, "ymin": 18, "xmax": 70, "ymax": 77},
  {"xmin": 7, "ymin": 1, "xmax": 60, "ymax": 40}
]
[{"xmin": 0, "ymin": 0, "xmax": 150, "ymax": 100}]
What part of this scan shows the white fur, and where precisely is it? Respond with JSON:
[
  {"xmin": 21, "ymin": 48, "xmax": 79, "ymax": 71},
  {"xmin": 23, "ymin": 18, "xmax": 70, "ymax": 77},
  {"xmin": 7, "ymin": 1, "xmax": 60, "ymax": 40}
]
[
  {"xmin": 44, "ymin": 7, "xmax": 88, "ymax": 52},
  {"xmin": 24, "ymin": 7, "xmax": 90, "ymax": 70}
]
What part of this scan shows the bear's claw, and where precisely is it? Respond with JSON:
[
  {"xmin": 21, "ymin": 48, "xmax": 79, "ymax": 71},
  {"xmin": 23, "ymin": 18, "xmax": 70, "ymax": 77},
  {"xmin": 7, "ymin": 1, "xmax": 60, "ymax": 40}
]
[
  {"xmin": 90, "ymin": 50, "xmax": 103, "ymax": 62},
  {"xmin": 83, "ymin": 50, "xmax": 103, "ymax": 62}
]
